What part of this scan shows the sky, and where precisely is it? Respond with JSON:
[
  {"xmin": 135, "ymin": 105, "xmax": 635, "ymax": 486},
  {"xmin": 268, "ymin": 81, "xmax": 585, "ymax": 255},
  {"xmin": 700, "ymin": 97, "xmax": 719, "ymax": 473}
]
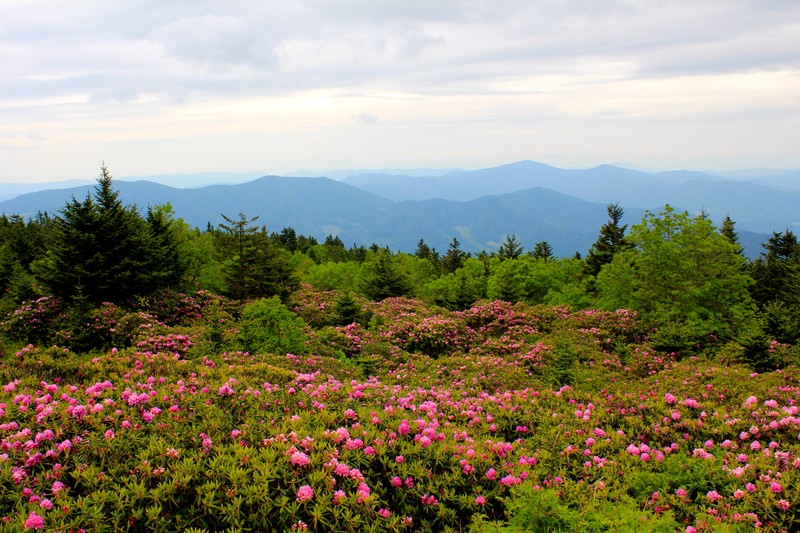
[{"xmin": 1, "ymin": 0, "xmax": 799, "ymax": 184}]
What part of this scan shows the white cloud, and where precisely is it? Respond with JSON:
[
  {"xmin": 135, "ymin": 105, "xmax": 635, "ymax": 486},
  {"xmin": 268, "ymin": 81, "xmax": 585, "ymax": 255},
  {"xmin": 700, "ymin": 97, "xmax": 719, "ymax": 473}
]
[{"xmin": 0, "ymin": 0, "xmax": 798, "ymax": 182}]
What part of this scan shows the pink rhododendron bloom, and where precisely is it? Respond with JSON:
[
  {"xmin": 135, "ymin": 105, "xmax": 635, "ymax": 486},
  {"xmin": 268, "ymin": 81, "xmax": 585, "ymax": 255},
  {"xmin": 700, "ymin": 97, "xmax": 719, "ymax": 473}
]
[
  {"xmin": 24, "ymin": 512, "xmax": 45, "ymax": 530},
  {"xmin": 475, "ymin": 496, "xmax": 487, "ymax": 505},
  {"xmin": 777, "ymin": 499, "xmax": 790, "ymax": 511},
  {"xmin": 296, "ymin": 484, "xmax": 313, "ymax": 502},
  {"xmin": 378, "ymin": 508, "xmax": 391, "ymax": 518},
  {"xmin": 290, "ymin": 451, "xmax": 311, "ymax": 467},
  {"xmin": 486, "ymin": 468, "xmax": 497, "ymax": 480},
  {"xmin": 707, "ymin": 490, "xmax": 723, "ymax": 502},
  {"xmin": 421, "ymin": 494, "xmax": 439, "ymax": 506},
  {"xmin": 332, "ymin": 490, "xmax": 346, "ymax": 504},
  {"xmin": 770, "ymin": 482, "xmax": 783, "ymax": 493}
]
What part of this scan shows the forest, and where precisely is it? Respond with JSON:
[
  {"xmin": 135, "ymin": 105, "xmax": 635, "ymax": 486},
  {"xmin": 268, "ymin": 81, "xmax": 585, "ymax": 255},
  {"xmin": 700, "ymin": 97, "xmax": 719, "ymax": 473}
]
[{"xmin": 0, "ymin": 167, "xmax": 799, "ymax": 531}]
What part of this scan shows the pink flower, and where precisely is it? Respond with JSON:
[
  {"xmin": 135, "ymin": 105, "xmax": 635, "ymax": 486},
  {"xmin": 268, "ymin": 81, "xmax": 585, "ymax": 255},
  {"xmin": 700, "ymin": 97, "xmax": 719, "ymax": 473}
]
[
  {"xmin": 24, "ymin": 512, "xmax": 45, "ymax": 530},
  {"xmin": 290, "ymin": 451, "xmax": 311, "ymax": 467},
  {"xmin": 390, "ymin": 476, "xmax": 403, "ymax": 488},
  {"xmin": 770, "ymin": 482, "xmax": 783, "ymax": 494},
  {"xmin": 778, "ymin": 499, "xmax": 790, "ymax": 511},
  {"xmin": 378, "ymin": 508, "xmax": 391, "ymax": 518},
  {"xmin": 296, "ymin": 484, "xmax": 314, "ymax": 502},
  {"xmin": 475, "ymin": 495, "xmax": 487, "ymax": 505},
  {"xmin": 707, "ymin": 490, "xmax": 723, "ymax": 502},
  {"xmin": 421, "ymin": 494, "xmax": 439, "ymax": 506},
  {"xmin": 332, "ymin": 490, "xmax": 346, "ymax": 504},
  {"xmin": 486, "ymin": 468, "xmax": 497, "ymax": 480}
]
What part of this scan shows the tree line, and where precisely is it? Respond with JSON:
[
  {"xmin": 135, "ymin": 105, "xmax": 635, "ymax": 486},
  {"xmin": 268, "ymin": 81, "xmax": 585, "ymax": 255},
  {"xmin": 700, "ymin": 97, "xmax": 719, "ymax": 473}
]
[{"xmin": 2, "ymin": 166, "xmax": 799, "ymax": 360}]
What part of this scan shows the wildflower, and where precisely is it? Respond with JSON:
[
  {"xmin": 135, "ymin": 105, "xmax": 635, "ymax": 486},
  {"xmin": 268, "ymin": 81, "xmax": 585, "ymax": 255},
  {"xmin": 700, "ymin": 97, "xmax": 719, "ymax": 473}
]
[
  {"xmin": 290, "ymin": 451, "xmax": 311, "ymax": 467},
  {"xmin": 296, "ymin": 484, "xmax": 314, "ymax": 502},
  {"xmin": 475, "ymin": 495, "xmax": 487, "ymax": 505},
  {"xmin": 707, "ymin": 490, "xmax": 723, "ymax": 502},
  {"xmin": 24, "ymin": 512, "xmax": 45, "ymax": 530},
  {"xmin": 770, "ymin": 482, "xmax": 783, "ymax": 494},
  {"xmin": 378, "ymin": 508, "xmax": 391, "ymax": 518},
  {"xmin": 777, "ymin": 499, "xmax": 790, "ymax": 511},
  {"xmin": 421, "ymin": 494, "xmax": 439, "ymax": 506}
]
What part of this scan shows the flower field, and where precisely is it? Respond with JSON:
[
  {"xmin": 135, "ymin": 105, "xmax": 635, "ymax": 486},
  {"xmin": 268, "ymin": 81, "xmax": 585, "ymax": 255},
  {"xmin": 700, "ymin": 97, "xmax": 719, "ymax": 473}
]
[{"xmin": 1, "ymin": 290, "xmax": 799, "ymax": 532}]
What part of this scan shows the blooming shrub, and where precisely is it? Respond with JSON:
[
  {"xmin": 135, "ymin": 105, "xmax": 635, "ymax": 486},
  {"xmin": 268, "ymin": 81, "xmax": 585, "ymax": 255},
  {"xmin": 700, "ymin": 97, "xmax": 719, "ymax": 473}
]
[{"xmin": 0, "ymin": 289, "xmax": 799, "ymax": 531}]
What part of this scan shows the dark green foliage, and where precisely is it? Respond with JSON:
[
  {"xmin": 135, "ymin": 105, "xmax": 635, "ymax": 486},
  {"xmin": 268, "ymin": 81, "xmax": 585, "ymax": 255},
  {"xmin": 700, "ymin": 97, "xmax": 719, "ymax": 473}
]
[
  {"xmin": 333, "ymin": 291, "xmax": 361, "ymax": 325},
  {"xmin": 584, "ymin": 203, "xmax": 629, "ymax": 278},
  {"xmin": 216, "ymin": 213, "xmax": 296, "ymax": 301},
  {"xmin": 498, "ymin": 234, "xmax": 524, "ymax": 260},
  {"xmin": 360, "ymin": 250, "xmax": 412, "ymax": 301},
  {"xmin": 719, "ymin": 214, "xmax": 742, "ymax": 254},
  {"xmin": 441, "ymin": 237, "xmax": 468, "ymax": 274},
  {"xmin": 749, "ymin": 230, "xmax": 800, "ymax": 343},
  {"xmin": 39, "ymin": 166, "xmax": 184, "ymax": 305},
  {"xmin": 531, "ymin": 241, "xmax": 553, "ymax": 262},
  {"xmin": 414, "ymin": 238, "xmax": 439, "ymax": 266}
]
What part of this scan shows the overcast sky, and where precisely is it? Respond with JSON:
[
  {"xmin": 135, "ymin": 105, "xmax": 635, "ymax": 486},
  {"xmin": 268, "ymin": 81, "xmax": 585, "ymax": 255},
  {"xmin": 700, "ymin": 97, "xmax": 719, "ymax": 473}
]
[{"xmin": 1, "ymin": 0, "xmax": 799, "ymax": 183}]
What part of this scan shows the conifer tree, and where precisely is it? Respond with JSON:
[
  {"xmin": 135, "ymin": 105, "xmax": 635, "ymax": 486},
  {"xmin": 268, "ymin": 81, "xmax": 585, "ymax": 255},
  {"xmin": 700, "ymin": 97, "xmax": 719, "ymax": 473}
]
[
  {"xmin": 498, "ymin": 234, "xmax": 524, "ymax": 260},
  {"xmin": 217, "ymin": 213, "xmax": 296, "ymax": 301},
  {"xmin": 584, "ymin": 203, "xmax": 629, "ymax": 278},
  {"xmin": 531, "ymin": 241, "xmax": 554, "ymax": 262},
  {"xmin": 749, "ymin": 230, "xmax": 800, "ymax": 343},
  {"xmin": 360, "ymin": 249, "xmax": 411, "ymax": 301},
  {"xmin": 441, "ymin": 237, "xmax": 468, "ymax": 274},
  {"xmin": 719, "ymin": 215, "xmax": 743, "ymax": 254}
]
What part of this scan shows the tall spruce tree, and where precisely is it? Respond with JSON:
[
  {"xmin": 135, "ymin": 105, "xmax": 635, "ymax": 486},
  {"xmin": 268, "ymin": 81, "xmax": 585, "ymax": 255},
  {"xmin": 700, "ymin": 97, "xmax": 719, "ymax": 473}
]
[
  {"xmin": 719, "ymin": 214, "xmax": 743, "ymax": 255},
  {"xmin": 43, "ymin": 165, "xmax": 161, "ymax": 304},
  {"xmin": 217, "ymin": 213, "xmax": 296, "ymax": 301},
  {"xmin": 441, "ymin": 237, "xmax": 468, "ymax": 274},
  {"xmin": 584, "ymin": 203, "xmax": 629, "ymax": 278},
  {"xmin": 749, "ymin": 230, "xmax": 800, "ymax": 343},
  {"xmin": 360, "ymin": 249, "xmax": 411, "ymax": 301},
  {"xmin": 531, "ymin": 241, "xmax": 554, "ymax": 261},
  {"xmin": 498, "ymin": 234, "xmax": 524, "ymax": 260}
]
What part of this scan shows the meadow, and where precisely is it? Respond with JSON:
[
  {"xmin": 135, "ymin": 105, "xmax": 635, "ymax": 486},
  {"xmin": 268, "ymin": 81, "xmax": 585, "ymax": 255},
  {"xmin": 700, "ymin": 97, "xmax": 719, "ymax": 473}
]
[{"xmin": 1, "ymin": 289, "xmax": 798, "ymax": 532}]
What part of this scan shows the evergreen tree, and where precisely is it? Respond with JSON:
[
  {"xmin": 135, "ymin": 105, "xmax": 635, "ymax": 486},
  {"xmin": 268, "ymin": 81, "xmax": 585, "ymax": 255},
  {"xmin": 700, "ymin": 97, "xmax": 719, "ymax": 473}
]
[
  {"xmin": 217, "ymin": 213, "xmax": 296, "ymax": 301},
  {"xmin": 749, "ymin": 230, "xmax": 800, "ymax": 343},
  {"xmin": 42, "ymin": 165, "xmax": 160, "ymax": 304},
  {"xmin": 414, "ymin": 239, "xmax": 439, "ymax": 265},
  {"xmin": 531, "ymin": 241, "xmax": 554, "ymax": 262},
  {"xmin": 275, "ymin": 227, "xmax": 298, "ymax": 252},
  {"xmin": 360, "ymin": 250, "xmax": 411, "ymax": 301},
  {"xmin": 498, "ymin": 234, "xmax": 524, "ymax": 260},
  {"xmin": 719, "ymin": 215, "xmax": 743, "ymax": 254},
  {"xmin": 584, "ymin": 203, "xmax": 629, "ymax": 277},
  {"xmin": 441, "ymin": 237, "xmax": 468, "ymax": 274}
]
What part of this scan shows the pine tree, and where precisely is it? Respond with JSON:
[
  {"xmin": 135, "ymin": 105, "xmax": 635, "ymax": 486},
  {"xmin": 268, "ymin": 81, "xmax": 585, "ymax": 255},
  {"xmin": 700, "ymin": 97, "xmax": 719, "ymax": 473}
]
[
  {"xmin": 498, "ymin": 234, "xmax": 524, "ymax": 260},
  {"xmin": 441, "ymin": 237, "xmax": 468, "ymax": 274},
  {"xmin": 719, "ymin": 215, "xmax": 743, "ymax": 254},
  {"xmin": 749, "ymin": 230, "xmax": 800, "ymax": 343},
  {"xmin": 584, "ymin": 203, "xmax": 629, "ymax": 278},
  {"xmin": 531, "ymin": 241, "xmax": 554, "ymax": 261},
  {"xmin": 217, "ymin": 213, "xmax": 296, "ymax": 301},
  {"xmin": 360, "ymin": 250, "xmax": 411, "ymax": 301}
]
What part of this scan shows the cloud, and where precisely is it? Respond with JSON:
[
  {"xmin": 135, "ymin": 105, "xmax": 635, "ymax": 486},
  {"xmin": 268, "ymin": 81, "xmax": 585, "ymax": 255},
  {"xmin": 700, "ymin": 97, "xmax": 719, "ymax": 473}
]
[{"xmin": 352, "ymin": 112, "xmax": 379, "ymax": 124}]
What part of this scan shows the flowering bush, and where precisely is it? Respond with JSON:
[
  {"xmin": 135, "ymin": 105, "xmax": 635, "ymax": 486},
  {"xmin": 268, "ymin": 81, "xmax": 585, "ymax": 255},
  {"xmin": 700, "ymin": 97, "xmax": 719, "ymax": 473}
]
[{"xmin": 0, "ymin": 289, "xmax": 798, "ymax": 531}]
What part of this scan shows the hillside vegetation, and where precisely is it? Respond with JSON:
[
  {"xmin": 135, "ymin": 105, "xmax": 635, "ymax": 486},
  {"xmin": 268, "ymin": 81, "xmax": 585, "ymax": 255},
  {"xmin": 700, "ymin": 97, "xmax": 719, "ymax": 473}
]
[{"xmin": 1, "ymin": 168, "xmax": 799, "ymax": 531}]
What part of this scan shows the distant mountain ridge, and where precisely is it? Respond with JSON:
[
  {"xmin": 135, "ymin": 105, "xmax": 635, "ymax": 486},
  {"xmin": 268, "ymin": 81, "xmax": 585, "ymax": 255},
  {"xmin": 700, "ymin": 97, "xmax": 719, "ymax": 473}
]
[{"xmin": 3, "ymin": 160, "xmax": 798, "ymax": 258}]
